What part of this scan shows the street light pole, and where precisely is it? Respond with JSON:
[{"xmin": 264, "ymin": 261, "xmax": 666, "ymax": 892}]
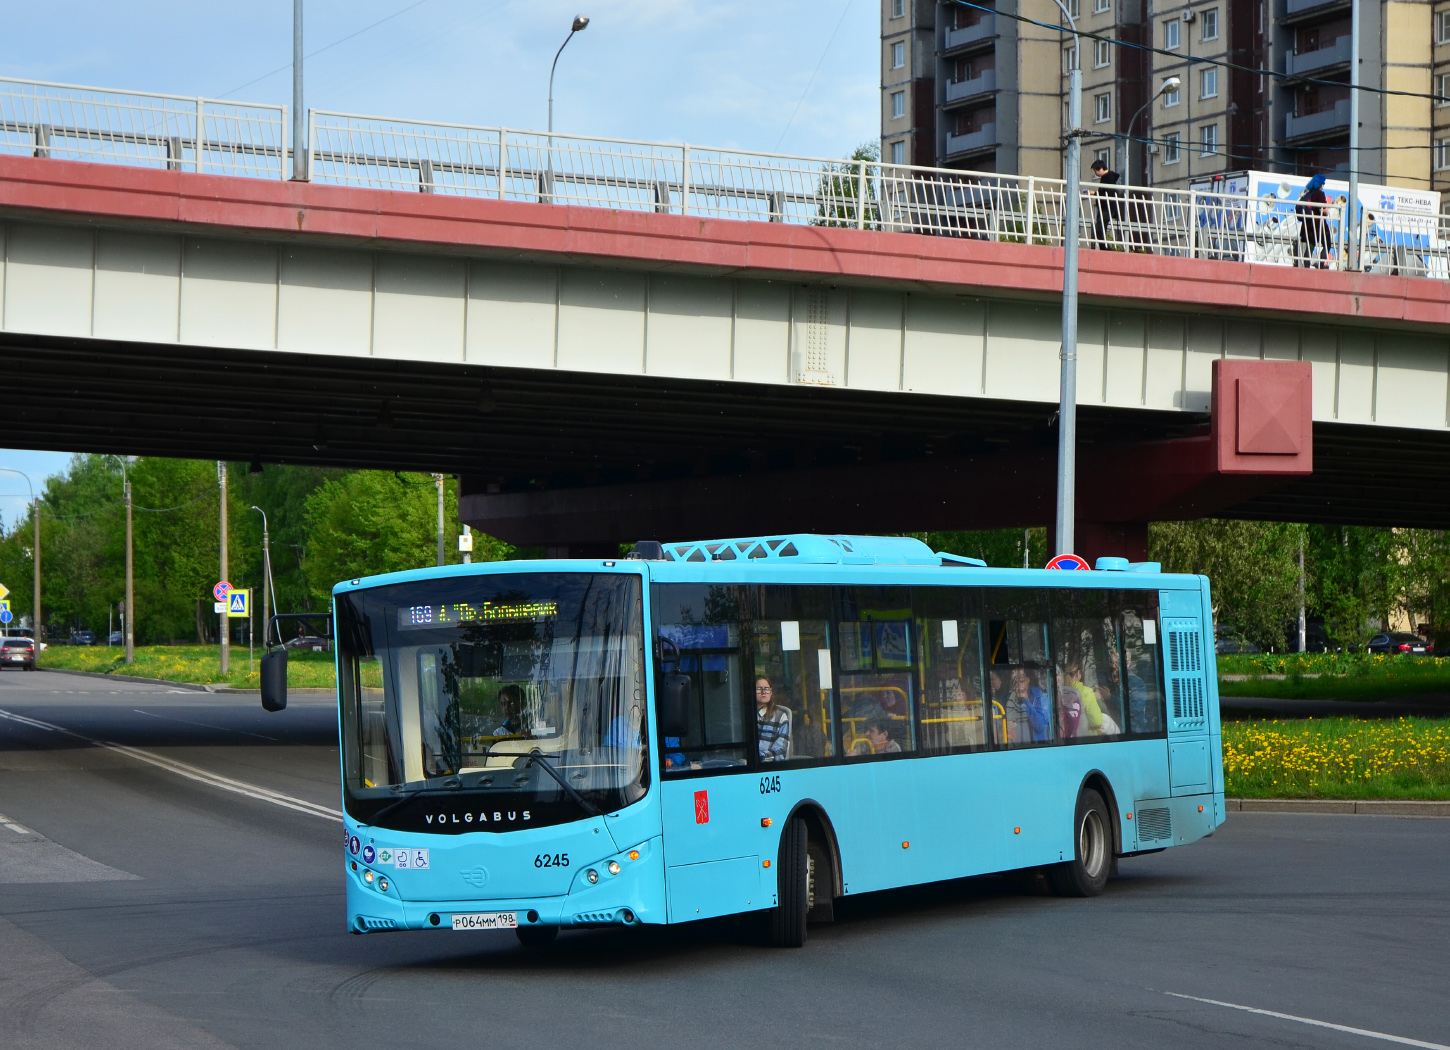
[
  {"xmin": 218, "ymin": 461, "xmax": 229, "ymax": 675},
  {"xmin": 1347, "ymin": 0, "xmax": 1361, "ymax": 269},
  {"xmin": 546, "ymin": 15, "xmax": 590, "ymax": 201},
  {"xmin": 1053, "ymin": 0, "xmax": 1081, "ymax": 557},
  {"xmin": 106, "ymin": 456, "xmax": 136, "ymax": 664},
  {"xmin": 1128, "ymin": 76, "xmax": 1180, "ymax": 187},
  {"xmin": 433, "ymin": 474, "xmax": 446, "ymax": 567},
  {"xmin": 0, "ymin": 468, "xmax": 37, "ymax": 642},
  {"xmin": 250, "ymin": 506, "xmax": 274, "ymax": 647}
]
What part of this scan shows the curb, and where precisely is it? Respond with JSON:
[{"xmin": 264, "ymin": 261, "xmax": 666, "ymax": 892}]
[
  {"xmin": 1226, "ymin": 797, "xmax": 1450, "ymax": 817},
  {"xmin": 38, "ymin": 667, "xmax": 211, "ymax": 691},
  {"xmin": 37, "ymin": 667, "xmax": 333, "ymax": 696}
]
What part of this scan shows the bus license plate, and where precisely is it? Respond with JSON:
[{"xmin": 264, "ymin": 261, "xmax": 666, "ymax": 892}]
[{"xmin": 451, "ymin": 912, "xmax": 518, "ymax": 931}]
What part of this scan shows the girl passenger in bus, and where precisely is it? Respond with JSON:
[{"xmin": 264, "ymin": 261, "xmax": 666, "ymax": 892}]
[{"xmin": 756, "ymin": 676, "xmax": 791, "ymax": 762}]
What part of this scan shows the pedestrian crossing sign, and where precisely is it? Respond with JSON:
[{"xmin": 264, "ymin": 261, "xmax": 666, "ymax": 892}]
[{"xmin": 226, "ymin": 589, "xmax": 250, "ymax": 618}]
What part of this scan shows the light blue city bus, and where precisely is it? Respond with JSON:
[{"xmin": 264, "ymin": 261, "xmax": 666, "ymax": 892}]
[{"xmin": 276, "ymin": 534, "xmax": 1222, "ymax": 947}]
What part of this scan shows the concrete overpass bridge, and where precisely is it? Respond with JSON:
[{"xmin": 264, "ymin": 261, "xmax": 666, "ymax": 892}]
[{"xmin": 1, "ymin": 77, "xmax": 1449, "ymax": 558}]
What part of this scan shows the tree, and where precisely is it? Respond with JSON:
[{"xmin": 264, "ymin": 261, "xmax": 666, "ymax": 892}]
[
  {"xmin": 813, "ymin": 143, "xmax": 880, "ymax": 228},
  {"xmin": 916, "ymin": 528, "xmax": 1049, "ymax": 568}
]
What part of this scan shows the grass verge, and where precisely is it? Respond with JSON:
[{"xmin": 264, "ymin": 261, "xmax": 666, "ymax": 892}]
[
  {"xmin": 1223, "ymin": 717, "xmax": 1450, "ymax": 800},
  {"xmin": 1217, "ymin": 652, "xmax": 1450, "ymax": 701},
  {"xmin": 38, "ymin": 644, "xmax": 336, "ymax": 690}
]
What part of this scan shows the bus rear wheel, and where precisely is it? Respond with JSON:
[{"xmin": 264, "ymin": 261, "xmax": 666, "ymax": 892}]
[
  {"xmin": 767, "ymin": 817, "xmax": 809, "ymax": 947},
  {"xmin": 515, "ymin": 924, "xmax": 558, "ymax": 947},
  {"xmin": 1048, "ymin": 788, "xmax": 1112, "ymax": 898}
]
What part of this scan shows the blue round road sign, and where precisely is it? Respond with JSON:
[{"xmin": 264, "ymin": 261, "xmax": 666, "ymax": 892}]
[{"xmin": 0, "ymin": 610, "xmax": 12, "ymax": 624}]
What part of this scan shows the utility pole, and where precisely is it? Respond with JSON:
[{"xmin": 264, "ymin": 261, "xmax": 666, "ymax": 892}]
[
  {"xmin": 33, "ymin": 496, "xmax": 40, "ymax": 646},
  {"xmin": 462, "ymin": 523, "xmax": 472, "ymax": 565},
  {"xmin": 1298, "ymin": 531, "xmax": 1307, "ymax": 653},
  {"xmin": 292, "ymin": 0, "xmax": 307, "ymax": 180},
  {"xmin": 219, "ymin": 461, "xmax": 229, "ymax": 675},
  {"xmin": 1053, "ymin": 0, "xmax": 1082, "ymax": 556},
  {"xmin": 251, "ymin": 506, "xmax": 273, "ymax": 647},
  {"xmin": 434, "ymin": 473, "xmax": 445, "ymax": 567},
  {"xmin": 125, "ymin": 475, "xmax": 133, "ymax": 664}
]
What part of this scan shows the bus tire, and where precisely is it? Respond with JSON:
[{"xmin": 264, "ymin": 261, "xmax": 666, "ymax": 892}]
[
  {"xmin": 1048, "ymin": 788, "xmax": 1112, "ymax": 898},
  {"xmin": 806, "ymin": 839, "xmax": 834, "ymax": 924},
  {"xmin": 767, "ymin": 817, "xmax": 809, "ymax": 947},
  {"xmin": 515, "ymin": 924, "xmax": 558, "ymax": 947}
]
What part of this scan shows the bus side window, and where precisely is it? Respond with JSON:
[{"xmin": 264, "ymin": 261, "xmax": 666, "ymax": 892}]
[
  {"xmin": 656, "ymin": 620, "xmax": 749, "ymax": 773},
  {"xmin": 1119, "ymin": 604, "xmax": 1165, "ymax": 734},
  {"xmin": 1050, "ymin": 589, "xmax": 1126, "ymax": 740},
  {"xmin": 984, "ymin": 589, "xmax": 1056, "ymax": 748},
  {"xmin": 750, "ymin": 617, "xmax": 835, "ymax": 763},
  {"xmin": 913, "ymin": 586, "xmax": 987, "ymax": 755}
]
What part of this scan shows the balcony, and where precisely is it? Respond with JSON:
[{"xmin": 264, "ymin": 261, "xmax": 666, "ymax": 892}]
[
  {"xmin": 945, "ymin": 70, "xmax": 997, "ymax": 105},
  {"xmin": 1284, "ymin": 98, "xmax": 1351, "ymax": 141},
  {"xmin": 943, "ymin": 15, "xmax": 996, "ymax": 52},
  {"xmin": 1286, "ymin": 36, "xmax": 1351, "ymax": 77},
  {"xmin": 945, "ymin": 123, "xmax": 997, "ymax": 157}
]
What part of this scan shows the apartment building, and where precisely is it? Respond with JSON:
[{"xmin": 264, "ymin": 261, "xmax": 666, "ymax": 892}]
[
  {"xmin": 1070, "ymin": 0, "xmax": 1149, "ymax": 183},
  {"xmin": 881, "ymin": 0, "xmax": 937, "ymax": 166}
]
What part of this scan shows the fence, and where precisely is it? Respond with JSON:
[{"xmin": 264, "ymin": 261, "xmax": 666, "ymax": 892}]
[{"xmin": 3, "ymin": 75, "xmax": 1444, "ymax": 278}]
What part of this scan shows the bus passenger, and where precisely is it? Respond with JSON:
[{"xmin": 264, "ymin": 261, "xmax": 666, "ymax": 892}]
[
  {"xmin": 756, "ymin": 677, "xmax": 790, "ymax": 762},
  {"xmin": 1064, "ymin": 661, "xmax": 1103, "ymax": 736},
  {"xmin": 861, "ymin": 716, "xmax": 901, "ymax": 755},
  {"xmin": 1005, "ymin": 668, "xmax": 1051, "ymax": 744}
]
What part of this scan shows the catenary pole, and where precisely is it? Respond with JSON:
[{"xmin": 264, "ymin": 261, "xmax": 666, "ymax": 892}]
[
  {"xmin": 1052, "ymin": 0, "xmax": 1081, "ymax": 556},
  {"xmin": 434, "ymin": 474, "xmax": 445, "ymax": 566},
  {"xmin": 251, "ymin": 507, "xmax": 272, "ymax": 646},
  {"xmin": 1346, "ymin": 0, "xmax": 1360, "ymax": 269}
]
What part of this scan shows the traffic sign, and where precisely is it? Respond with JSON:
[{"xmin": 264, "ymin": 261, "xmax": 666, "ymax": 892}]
[
  {"xmin": 213, "ymin": 602, "xmax": 227, "ymax": 614},
  {"xmin": 0, "ymin": 583, "xmax": 10, "ymax": 602},
  {"xmin": 227, "ymin": 589, "xmax": 250, "ymax": 618},
  {"xmin": 0, "ymin": 611, "xmax": 11, "ymax": 625},
  {"xmin": 1045, "ymin": 553, "xmax": 1092, "ymax": 571},
  {"xmin": 213, "ymin": 581, "xmax": 232, "ymax": 602}
]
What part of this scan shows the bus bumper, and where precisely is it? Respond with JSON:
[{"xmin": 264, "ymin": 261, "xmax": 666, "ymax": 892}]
[{"xmin": 345, "ymin": 836, "xmax": 666, "ymax": 933}]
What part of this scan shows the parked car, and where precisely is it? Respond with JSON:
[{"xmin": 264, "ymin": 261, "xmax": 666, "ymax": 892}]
[
  {"xmin": 70, "ymin": 630, "xmax": 96, "ymax": 646},
  {"xmin": 283, "ymin": 635, "xmax": 331, "ymax": 652},
  {"xmin": 108, "ymin": 631, "xmax": 123, "ymax": 646},
  {"xmin": 1215, "ymin": 627, "xmax": 1261, "ymax": 655},
  {"xmin": 1366, "ymin": 632, "xmax": 1433, "ymax": 655},
  {"xmin": 0, "ymin": 636, "xmax": 36, "ymax": 670}
]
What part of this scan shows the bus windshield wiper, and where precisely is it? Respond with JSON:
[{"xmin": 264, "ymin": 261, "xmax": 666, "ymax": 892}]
[
  {"xmin": 526, "ymin": 749, "xmax": 601, "ymax": 816},
  {"xmin": 368, "ymin": 777, "xmax": 460, "ymax": 823}
]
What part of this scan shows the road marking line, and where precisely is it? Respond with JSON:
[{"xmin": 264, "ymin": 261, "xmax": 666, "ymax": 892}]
[
  {"xmin": 0, "ymin": 708, "xmax": 342, "ymax": 823},
  {"xmin": 131, "ymin": 707, "xmax": 278, "ymax": 741},
  {"xmin": 1166, "ymin": 993, "xmax": 1450, "ymax": 1049},
  {"xmin": 0, "ymin": 813, "xmax": 32, "ymax": 834}
]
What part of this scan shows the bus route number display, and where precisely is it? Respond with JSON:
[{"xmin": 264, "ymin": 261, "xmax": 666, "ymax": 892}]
[{"xmin": 398, "ymin": 600, "xmax": 558, "ymax": 630}]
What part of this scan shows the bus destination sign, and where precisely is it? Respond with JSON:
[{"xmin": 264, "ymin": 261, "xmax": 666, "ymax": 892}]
[{"xmin": 398, "ymin": 600, "xmax": 558, "ymax": 630}]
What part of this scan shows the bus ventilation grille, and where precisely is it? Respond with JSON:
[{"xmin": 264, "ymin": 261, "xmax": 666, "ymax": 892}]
[
  {"xmin": 1171, "ymin": 678, "xmax": 1205, "ymax": 723},
  {"xmin": 1136, "ymin": 808, "xmax": 1172, "ymax": 844},
  {"xmin": 357, "ymin": 916, "xmax": 397, "ymax": 931},
  {"xmin": 573, "ymin": 910, "xmax": 623, "ymax": 925},
  {"xmin": 1169, "ymin": 630, "xmax": 1202, "ymax": 674}
]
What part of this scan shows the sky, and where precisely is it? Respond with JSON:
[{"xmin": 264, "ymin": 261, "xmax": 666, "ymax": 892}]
[{"xmin": 0, "ymin": 0, "xmax": 881, "ymax": 520}]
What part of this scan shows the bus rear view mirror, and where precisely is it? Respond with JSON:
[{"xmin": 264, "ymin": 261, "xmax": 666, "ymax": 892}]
[
  {"xmin": 260, "ymin": 649, "xmax": 288, "ymax": 712},
  {"xmin": 659, "ymin": 673, "xmax": 692, "ymax": 738}
]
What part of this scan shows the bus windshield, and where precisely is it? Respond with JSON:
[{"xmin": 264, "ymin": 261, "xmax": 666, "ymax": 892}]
[{"xmin": 335, "ymin": 572, "xmax": 646, "ymax": 833}]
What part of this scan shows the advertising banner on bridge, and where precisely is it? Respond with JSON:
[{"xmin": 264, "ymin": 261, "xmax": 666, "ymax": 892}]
[{"xmin": 1189, "ymin": 171, "xmax": 1442, "ymax": 275}]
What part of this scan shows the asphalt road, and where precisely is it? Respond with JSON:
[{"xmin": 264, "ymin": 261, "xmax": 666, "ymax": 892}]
[{"xmin": 1, "ymin": 669, "xmax": 1448, "ymax": 1050}]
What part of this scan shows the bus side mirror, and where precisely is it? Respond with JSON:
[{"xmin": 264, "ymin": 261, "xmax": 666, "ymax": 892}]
[
  {"xmin": 261, "ymin": 649, "xmax": 288, "ymax": 712},
  {"xmin": 659, "ymin": 673, "xmax": 691, "ymax": 738}
]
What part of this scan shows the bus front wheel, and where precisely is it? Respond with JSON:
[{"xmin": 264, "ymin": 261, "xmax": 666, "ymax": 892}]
[
  {"xmin": 1048, "ymin": 789, "xmax": 1111, "ymax": 898},
  {"xmin": 767, "ymin": 817, "xmax": 809, "ymax": 947}
]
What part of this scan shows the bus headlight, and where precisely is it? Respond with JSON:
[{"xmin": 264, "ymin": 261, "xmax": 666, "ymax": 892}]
[
  {"xmin": 364, "ymin": 870, "xmax": 374, "ymax": 884},
  {"xmin": 378, "ymin": 877, "xmax": 389, "ymax": 892},
  {"xmin": 586, "ymin": 868, "xmax": 599, "ymax": 884},
  {"xmin": 607, "ymin": 861, "xmax": 621, "ymax": 876}
]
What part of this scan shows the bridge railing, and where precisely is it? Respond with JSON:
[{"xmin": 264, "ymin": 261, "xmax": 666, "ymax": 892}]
[
  {"xmin": 0, "ymin": 75, "xmax": 1405, "ymax": 277},
  {"xmin": 0, "ymin": 76, "xmax": 287, "ymax": 179}
]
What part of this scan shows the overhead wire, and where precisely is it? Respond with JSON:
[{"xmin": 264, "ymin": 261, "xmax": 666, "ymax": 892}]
[{"xmin": 774, "ymin": 0, "xmax": 857, "ymax": 151}]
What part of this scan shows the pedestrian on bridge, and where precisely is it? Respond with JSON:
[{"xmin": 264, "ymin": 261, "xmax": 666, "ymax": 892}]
[
  {"xmin": 1088, "ymin": 160, "xmax": 1123, "ymax": 250},
  {"xmin": 1295, "ymin": 174, "xmax": 1329, "ymax": 269}
]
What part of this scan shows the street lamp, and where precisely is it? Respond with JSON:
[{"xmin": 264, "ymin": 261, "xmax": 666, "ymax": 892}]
[
  {"xmin": 1127, "ymin": 76, "xmax": 1180, "ymax": 187},
  {"xmin": 250, "ymin": 506, "xmax": 276, "ymax": 647},
  {"xmin": 1051, "ymin": 0, "xmax": 1082, "ymax": 557},
  {"xmin": 0, "ymin": 467, "xmax": 39, "ymax": 645},
  {"xmin": 108, "ymin": 455, "xmax": 136, "ymax": 665},
  {"xmin": 545, "ymin": 15, "xmax": 589, "ymax": 202}
]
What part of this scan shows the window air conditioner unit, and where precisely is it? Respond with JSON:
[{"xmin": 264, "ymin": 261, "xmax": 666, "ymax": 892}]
[{"xmin": 1181, "ymin": 9, "xmax": 1196, "ymax": 21}]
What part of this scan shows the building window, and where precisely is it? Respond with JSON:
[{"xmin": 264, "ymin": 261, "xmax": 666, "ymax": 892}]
[
  {"xmin": 1094, "ymin": 0, "xmax": 1110, "ymax": 12},
  {"xmin": 1439, "ymin": 73, "xmax": 1450, "ymax": 108},
  {"xmin": 891, "ymin": 140, "xmax": 906, "ymax": 165},
  {"xmin": 1094, "ymin": 147, "xmax": 1113, "ymax": 170},
  {"xmin": 1200, "ymin": 67, "xmax": 1218, "ymax": 99},
  {"xmin": 1201, "ymin": 8, "xmax": 1219, "ymax": 41},
  {"xmin": 891, "ymin": 0, "xmax": 904, "ymax": 17},
  {"xmin": 1164, "ymin": 132, "xmax": 1181, "ymax": 165},
  {"xmin": 1094, "ymin": 39, "xmax": 1111, "ymax": 68},
  {"xmin": 1065, "ymin": 45, "xmax": 1079, "ymax": 72},
  {"xmin": 1200, "ymin": 123, "xmax": 1218, "ymax": 156},
  {"xmin": 1163, "ymin": 20, "xmax": 1180, "ymax": 50},
  {"xmin": 892, "ymin": 91, "xmax": 905, "ymax": 119},
  {"xmin": 892, "ymin": 41, "xmax": 905, "ymax": 69},
  {"xmin": 1163, "ymin": 76, "xmax": 1181, "ymax": 107},
  {"xmin": 1438, "ymin": 10, "xmax": 1450, "ymax": 43},
  {"xmin": 1095, "ymin": 92, "xmax": 1112, "ymax": 123},
  {"xmin": 1067, "ymin": 0, "xmax": 1081, "ymax": 17}
]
